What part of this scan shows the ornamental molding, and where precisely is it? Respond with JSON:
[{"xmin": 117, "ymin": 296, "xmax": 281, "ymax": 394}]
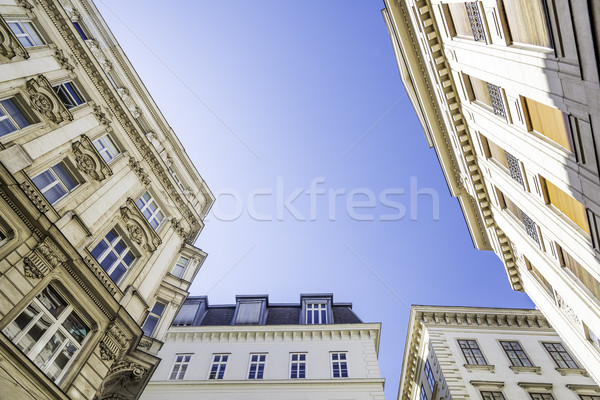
[
  {"xmin": 25, "ymin": 74, "xmax": 73, "ymax": 125},
  {"xmin": 72, "ymin": 134, "xmax": 112, "ymax": 180},
  {"xmin": 86, "ymin": 38, "xmax": 112, "ymax": 71},
  {"xmin": 57, "ymin": 0, "xmax": 80, "ymax": 20},
  {"xmin": 127, "ymin": 156, "xmax": 150, "ymax": 187},
  {"xmin": 23, "ymin": 237, "xmax": 66, "ymax": 279},
  {"xmin": 99, "ymin": 321, "xmax": 130, "ymax": 361},
  {"xmin": 92, "ymin": 104, "xmax": 111, "ymax": 126},
  {"xmin": 417, "ymin": 310, "xmax": 550, "ymax": 329},
  {"xmin": 0, "ymin": 185, "xmax": 43, "ymax": 240},
  {"xmin": 116, "ymin": 88, "xmax": 140, "ymax": 118},
  {"xmin": 37, "ymin": 0, "xmax": 204, "ymax": 242},
  {"xmin": 54, "ymin": 49, "xmax": 74, "ymax": 71},
  {"xmin": 555, "ymin": 292, "xmax": 580, "ymax": 324},
  {"xmin": 19, "ymin": 178, "xmax": 51, "ymax": 213},
  {"xmin": 169, "ymin": 217, "xmax": 189, "ymax": 240},
  {"xmin": 120, "ymin": 198, "xmax": 161, "ymax": 252},
  {"xmin": 94, "ymin": 359, "xmax": 149, "ymax": 400},
  {"xmin": 0, "ymin": 15, "xmax": 29, "ymax": 61},
  {"xmin": 16, "ymin": 0, "xmax": 34, "ymax": 9},
  {"xmin": 83, "ymin": 254, "xmax": 119, "ymax": 296}
]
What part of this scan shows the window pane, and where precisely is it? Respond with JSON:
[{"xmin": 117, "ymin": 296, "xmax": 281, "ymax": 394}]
[
  {"xmin": 111, "ymin": 263, "xmax": 127, "ymax": 283},
  {"xmin": 22, "ymin": 22, "xmax": 43, "ymax": 46},
  {"xmin": 0, "ymin": 117, "xmax": 18, "ymax": 136},
  {"xmin": 142, "ymin": 315, "xmax": 158, "ymax": 336},
  {"xmin": 32, "ymin": 170, "xmax": 56, "ymax": 191},
  {"xmin": 544, "ymin": 178, "xmax": 590, "ymax": 234},
  {"xmin": 62, "ymin": 312, "xmax": 89, "ymax": 344},
  {"xmin": 90, "ymin": 239, "xmax": 108, "ymax": 259},
  {"xmin": 502, "ymin": 0, "xmax": 552, "ymax": 47},
  {"xmin": 3, "ymin": 304, "xmax": 41, "ymax": 341},
  {"xmin": 34, "ymin": 330, "xmax": 65, "ymax": 371},
  {"xmin": 151, "ymin": 302, "xmax": 166, "ymax": 316},
  {"xmin": 52, "ymin": 164, "xmax": 76, "ymax": 191},
  {"xmin": 524, "ymin": 97, "xmax": 572, "ymax": 151},
  {"xmin": 448, "ymin": 3, "xmax": 472, "ymax": 37},
  {"xmin": 37, "ymin": 286, "xmax": 67, "ymax": 318}
]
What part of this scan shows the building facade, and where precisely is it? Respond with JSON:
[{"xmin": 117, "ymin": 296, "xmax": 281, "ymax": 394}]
[
  {"xmin": 140, "ymin": 294, "xmax": 385, "ymax": 400},
  {"xmin": 383, "ymin": 0, "xmax": 600, "ymax": 383},
  {"xmin": 399, "ymin": 306, "xmax": 600, "ymax": 400},
  {"xmin": 0, "ymin": 0, "xmax": 214, "ymax": 399}
]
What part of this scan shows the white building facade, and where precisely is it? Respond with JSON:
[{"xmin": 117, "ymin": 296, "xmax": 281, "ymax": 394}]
[
  {"xmin": 383, "ymin": 0, "xmax": 600, "ymax": 383},
  {"xmin": 0, "ymin": 0, "xmax": 214, "ymax": 399},
  {"xmin": 141, "ymin": 294, "xmax": 385, "ymax": 400},
  {"xmin": 399, "ymin": 306, "xmax": 600, "ymax": 400}
]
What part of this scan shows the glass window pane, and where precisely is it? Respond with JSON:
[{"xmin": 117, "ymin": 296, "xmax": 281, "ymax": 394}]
[
  {"xmin": 110, "ymin": 263, "xmax": 127, "ymax": 282},
  {"xmin": 37, "ymin": 286, "xmax": 68, "ymax": 318},
  {"xmin": 0, "ymin": 118, "xmax": 17, "ymax": 136},
  {"xmin": 142, "ymin": 315, "xmax": 158, "ymax": 336},
  {"xmin": 32, "ymin": 170, "xmax": 56, "ymax": 191},
  {"xmin": 52, "ymin": 164, "xmax": 76, "ymax": 191},
  {"xmin": 151, "ymin": 302, "xmax": 166, "ymax": 316},
  {"xmin": 62, "ymin": 312, "xmax": 89, "ymax": 344},
  {"xmin": 91, "ymin": 239, "xmax": 108, "ymax": 259},
  {"xmin": 22, "ymin": 22, "xmax": 43, "ymax": 46},
  {"xmin": 33, "ymin": 330, "xmax": 65, "ymax": 371},
  {"xmin": 17, "ymin": 313, "xmax": 53, "ymax": 354},
  {"xmin": 46, "ymin": 341, "xmax": 76, "ymax": 381},
  {"xmin": 3, "ymin": 303, "xmax": 41, "ymax": 341}
]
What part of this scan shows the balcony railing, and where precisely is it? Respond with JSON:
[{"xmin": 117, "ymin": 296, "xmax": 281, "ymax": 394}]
[
  {"xmin": 465, "ymin": 2, "xmax": 486, "ymax": 41},
  {"xmin": 487, "ymin": 83, "xmax": 506, "ymax": 118},
  {"xmin": 505, "ymin": 151, "xmax": 524, "ymax": 186}
]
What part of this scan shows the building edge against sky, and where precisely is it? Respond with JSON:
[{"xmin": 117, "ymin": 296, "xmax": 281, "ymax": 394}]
[
  {"xmin": 140, "ymin": 293, "xmax": 385, "ymax": 400},
  {"xmin": 398, "ymin": 305, "xmax": 599, "ymax": 400},
  {"xmin": 0, "ymin": 0, "xmax": 214, "ymax": 399},
  {"xmin": 382, "ymin": 0, "xmax": 600, "ymax": 384}
]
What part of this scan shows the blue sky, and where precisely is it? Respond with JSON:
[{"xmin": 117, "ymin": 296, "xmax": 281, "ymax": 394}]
[{"xmin": 96, "ymin": 1, "xmax": 534, "ymax": 397}]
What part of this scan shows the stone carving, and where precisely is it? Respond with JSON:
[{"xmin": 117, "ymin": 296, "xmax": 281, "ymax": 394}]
[
  {"xmin": 556, "ymin": 293, "xmax": 580, "ymax": 324},
  {"xmin": 26, "ymin": 75, "xmax": 73, "ymax": 124},
  {"xmin": 117, "ymin": 88, "xmax": 141, "ymax": 118},
  {"xmin": 19, "ymin": 179, "xmax": 50, "ymax": 213},
  {"xmin": 99, "ymin": 321, "xmax": 130, "ymax": 361},
  {"xmin": 54, "ymin": 49, "xmax": 74, "ymax": 71},
  {"xmin": 72, "ymin": 134, "xmax": 112, "ymax": 180},
  {"xmin": 87, "ymin": 39, "xmax": 113, "ymax": 71},
  {"xmin": 83, "ymin": 255, "xmax": 118, "ymax": 296},
  {"xmin": 22, "ymin": 237, "xmax": 66, "ymax": 279},
  {"xmin": 137, "ymin": 337, "xmax": 152, "ymax": 350},
  {"xmin": 57, "ymin": 0, "xmax": 80, "ymax": 20},
  {"xmin": 0, "ymin": 15, "xmax": 29, "ymax": 61},
  {"xmin": 128, "ymin": 156, "xmax": 151, "ymax": 186},
  {"xmin": 23, "ymin": 258, "xmax": 44, "ymax": 278},
  {"xmin": 120, "ymin": 198, "xmax": 161, "ymax": 252},
  {"xmin": 94, "ymin": 359, "xmax": 149, "ymax": 400},
  {"xmin": 93, "ymin": 104, "xmax": 111, "ymax": 126},
  {"xmin": 15, "ymin": 0, "xmax": 34, "ymax": 9},
  {"xmin": 170, "ymin": 217, "xmax": 188, "ymax": 239}
]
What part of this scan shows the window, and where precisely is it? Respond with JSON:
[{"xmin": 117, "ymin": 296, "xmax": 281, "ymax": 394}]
[
  {"xmin": 3, "ymin": 285, "xmax": 90, "ymax": 382},
  {"xmin": 501, "ymin": 0, "xmax": 552, "ymax": 48},
  {"xmin": 500, "ymin": 340, "xmax": 532, "ymax": 366},
  {"xmin": 523, "ymin": 97, "xmax": 572, "ymax": 151},
  {"xmin": 481, "ymin": 392, "xmax": 505, "ymax": 400},
  {"xmin": 171, "ymin": 256, "xmax": 190, "ymax": 278},
  {"xmin": 290, "ymin": 353, "xmax": 306, "ymax": 379},
  {"xmin": 530, "ymin": 394, "xmax": 554, "ymax": 400},
  {"xmin": 248, "ymin": 354, "xmax": 266, "ymax": 379},
  {"xmin": 481, "ymin": 136, "xmax": 523, "ymax": 185},
  {"xmin": 136, "ymin": 192, "xmax": 165, "ymax": 230},
  {"xmin": 208, "ymin": 354, "xmax": 228, "ymax": 379},
  {"xmin": 542, "ymin": 342, "xmax": 579, "ymax": 369},
  {"xmin": 7, "ymin": 20, "xmax": 44, "ymax": 47},
  {"xmin": 169, "ymin": 167, "xmax": 186, "ymax": 192},
  {"xmin": 92, "ymin": 134, "xmax": 120, "ymax": 163},
  {"xmin": 445, "ymin": 2, "xmax": 485, "ymax": 41},
  {"xmin": 498, "ymin": 190, "xmax": 540, "ymax": 244},
  {"xmin": 72, "ymin": 21, "xmax": 89, "ymax": 40},
  {"xmin": 306, "ymin": 302, "xmax": 328, "ymax": 324},
  {"xmin": 557, "ymin": 245, "xmax": 600, "ymax": 300},
  {"xmin": 52, "ymin": 82, "xmax": 84, "ymax": 109},
  {"xmin": 90, "ymin": 229, "xmax": 136, "ymax": 283},
  {"xmin": 420, "ymin": 385, "xmax": 428, "ymax": 400},
  {"xmin": 0, "ymin": 97, "xmax": 31, "ymax": 136},
  {"xmin": 424, "ymin": 360, "xmax": 435, "ymax": 391},
  {"xmin": 235, "ymin": 301, "xmax": 263, "ymax": 325},
  {"xmin": 169, "ymin": 354, "xmax": 191, "ymax": 380},
  {"xmin": 458, "ymin": 339, "xmax": 487, "ymax": 365},
  {"xmin": 141, "ymin": 301, "xmax": 166, "ymax": 337},
  {"xmin": 541, "ymin": 177, "xmax": 590, "ymax": 234},
  {"xmin": 331, "ymin": 352, "xmax": 348, "ymax": 378},
  {"xmin": 32, "ymin": 161, "xmax": 79, "ymax": 205},
  {"xmin": 580, "ymin": 396, "xmax": 600, "ymax": 400}
]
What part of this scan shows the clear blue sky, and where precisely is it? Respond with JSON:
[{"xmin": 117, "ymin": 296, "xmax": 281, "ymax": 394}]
[{"xmin": 96, "ymin": 1, "xmax": 534, "ymax": 398}]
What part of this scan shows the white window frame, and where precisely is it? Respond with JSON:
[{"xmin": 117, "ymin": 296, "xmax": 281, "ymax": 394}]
[
  {"xmin": 171, "ymin": 256, "xmax": 190, "ymax": 278},
  {"xmin": 330, "ymin": 352, "xmax": 348, "ymax": 378},
  {"xmin": 92, "ymin": 134, "xmax": 120, "ymax": 163},
  {"xmin": 289, "ymin": 352, "xmax": 306, "ymax": 379},
  {"xmin": 31, "ymin": 160, "xmax": 79, "ymax": 205},
  {"xmin": 6, "ymin": 20, "xmax": 44, "ymax": 47},
  {"xmin": 208, "ymin": 354, "xmax": 229, "ymax": 379},
  {"xmin": 52, "ymin": 81, "xmax": 85, "ymax": 109},
  {"xmin": 305, "ymin": 302, "xmax": 328, "ymax": 324},
  {"xmin": 169, "ymin": 353, "xmax": 192, "ymax": 380},
  {"xmin": 135, "ymin": 191, "xmax": 165, "ymax": 230},
  {"xmin": 2, "ymin": 285, "xmax": 90, "ymax": 383},
  {"xmin": 90, "ymin": 228, "xmax": 136, "ymax": 284},
  {"xmin": 247, "ymin": 353, "xmax": 267, "ymax": 379},
  {"xmin": 141, "ymin": 300, "xmax": 167, "ymax": 337}
]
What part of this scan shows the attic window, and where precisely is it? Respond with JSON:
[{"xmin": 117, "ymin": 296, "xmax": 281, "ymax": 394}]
[{"xmin": 235, "ymin": 301, "xmax": 263, "ymax": 325}]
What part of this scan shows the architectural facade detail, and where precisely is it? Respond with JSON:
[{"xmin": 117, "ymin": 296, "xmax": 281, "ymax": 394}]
[
  {"xmin": 117, "ymin": 87, "xmax": 141, "ymax": 118},
  {"xmin": 26, "ymin": 74, "xmax": 73, "ymax": 124},
  {"xmin": 0, "ymin": 15, "xmax": 28, "ymax": 60},
  {"xmin": 100, "ymin": 322, "xmax": 130, "ymax": 361},
  {"xmin": 128, "ymin": 156, "xmax": 151, "ymax": 186},
  {"xmin": 384, "ymin": 0, "xmax": 600, "ymax": 381},
  {"xmin": 86, "ymin": 38, "xmax": 112, "ymax": 71},
  {"xmin": 93, "ymin": 104, "xmax": 111, "ymax": 126},
  {"xmin": 55, "ymin": 48, "xmax": 75, "ymax": 71},
  {"xmin": 72, "ymin": 134, "xmax": 112, "ymax": 180},
  {"xmin": 95, "ymin": 360, "xmax": 149, "ymax": 400},
  {"xmin": 22, "ymin": 236, "xmax": 66, "ymax": 279},
  {"xmin": 120, "ymin": 198, "xmax": 162, "ymax": 252},
  {"xmin": 19, "ymin": 178, "xmax": 50, "ymax": 213}
]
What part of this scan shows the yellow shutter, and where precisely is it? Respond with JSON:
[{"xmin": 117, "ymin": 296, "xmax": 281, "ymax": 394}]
[
  {"xmin": 560, "ymin": 247, "xmax": 600, "ymax": 300},
  {"xmin": 448, "ymin": 3, "xmax": 473, "ymax": 37},
  {"xmin": 543, "ymin": 178, "xmax": 590, "ymax": 234},
  {"xmin": 524, "ymin": 97, "xmax": 573, "ymax": 151},
  {"xmin": 502, "ymin": 0, "xmax": 552, "ymax": 48},
  {"xmin": 469, "ymin": 76, "xmax": 492, "ymax": 107},
  {"xmin": 487, "ymin": 138, "xmax": 508, "ymax": 168}
]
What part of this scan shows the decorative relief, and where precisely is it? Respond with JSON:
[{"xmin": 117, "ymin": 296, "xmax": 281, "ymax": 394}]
[
  {"xmin": 100, "ymin": 321, "xmax": 130, "ymax": 361},
  {"xmin": 137, "ymin": 337, "xmax": 152, "ymax": 350},
  {"xmin": 555, "ymin": 292, "xmax": 580, "ymax": 325},
  {"xmin": 26, "ymin": 75, "xmax": 73, "ymax": 124},
  {"xmin": 93, "ymin": 104, "xmax": 111, "ymax": 126},
  {"xmin": 117, "ymin": 88, "xmax": 141, "ymax": 118},
  {"xmin": 57, "ymin": 0, "xmax": 80, "ymax": 20},
  {"xmin": 94, "ymin": 359, "xmax": 149, "ymax": 400},
  {"xmin": 465, "ymin": 2, "xmax": 486, "ymax": 41},
  {"xmin": 86, "ymin": 39, "xmax": 112, "ymax": 71},
  {"xmin": 128, "ymin": 156, "xmax": 150, "ymax": 186},
  {"xmin": 0, "ymin": 15, "xmax": 29, "ymax": 61},
  {"xmin": 23, "ymin": 237, "xmax": 66, "ymax": 279},
  {"xmin": 23, "ymin": 258, "xmax": 44, "ymax": 278},
  {"xmin": 83, "ymin": 255, "xmax": 118, "ymax": 296},
  {"xmin": 72, "ymin": 134, "xmax": 112, "ymax": 180},
  {"xmin": 54, "ymin": 49, "xmax": 74, "ymax": 71},
  {"xmin": 15, "ymin": 0, "xmax": 34, "ymax": 9},
  {"xmin": 19, "ymin": 179, "xmax": 50, "ymax": 213},
  {"xmin": 170, "ymin": 217, "xmax": 188, "ymax": 239},
  {"xmin": 120, "ymin": 198, "xmax": 161, "ymax": 252}
]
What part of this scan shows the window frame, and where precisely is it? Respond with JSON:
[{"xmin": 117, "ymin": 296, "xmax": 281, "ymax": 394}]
[
  {"xmin": 171, "ymin": 255, "xmax": 190, "ymax": 279},
  {"xmin": 247, "ymin": 353, "xmax": 267, "ymax": 380},
  {"xmin": 480, "ymin": 391, "xmax": 505, "ymax": 400},
  {"xmin": 71, "ymin": 20, "xmax": 90, "ymax": 41},
  {"xmin": 52, "ymin": 81, "xmax": 85, "ymax": 110},
  {"xmin": 208, "ymin": 353, "xmax": 229, "ymax": 380},
  {"xmin": 457, "ymin": 339, "xmax": 487, "ymax": 365},
  {"xmin": 305, "ymin": 302, "xmax": 328, "ymax": 324},
  {"xmin": 420, "ymin": 384, "xmax": 428, "ymax": 400},
  {"xmin": 89, "ymin": 228, "xmax": 137, "ymax": 284},
  {"xmin": 499, "ymin": 340, "xmax": 533, "ymax": 367},
  {"xmin": 529, "ymin": 394, "xmax": 554, "ymax": 400},
  {"xmin": 92, "ymin": 134, "xmax": 120, "ymax": 164},
  {"xmin": 424, "ymin": 359, "xmax": 435, "ymax": 391},
  {"xmin": 330, "ymin": 351, "xmax": 348, "ymax": 378},
  {"xmin": 168, "ymin": 353, "xmax": 192, "ymax": 380},
  {"xmin": 0, "ymin": 96, "xmax": 32, "ymax": 137},
  {"xmin": 542, "ymin": 342, "xmax": 579, "ymax": 369},
  {"xmin": 31, "ymin": 160, "xmax": 81, "ymax": 205},
  {"xmin": 135, "ymin": 191, "xmax": 165, "ymax": 231},
  {"xmin": 289, "ymin": 352, "xmax": 307, "ymax": 379},
  {"xmin": 141, "ymin": 300, "xmax": 167, "ymax": 337},
  {"xmin": 6, "ymin": 20, "xmax": 45, "ymax": 48}
]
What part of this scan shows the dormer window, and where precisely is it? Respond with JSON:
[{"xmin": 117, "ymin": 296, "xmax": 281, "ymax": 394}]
[
  {"xmin": 306, "ymin": 303, "xmax": 328, "ymax": 324},
  {"xmin": 233, "ymin": 297, "xmax": 267, "ymax": 325},
  {"xmin": 301, "ymin": 295, "xmax": 333, "ymax": 324}
]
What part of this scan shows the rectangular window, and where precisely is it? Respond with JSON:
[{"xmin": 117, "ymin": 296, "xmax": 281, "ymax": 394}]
[
  {"xmin": 466, "ymin": 76, "xmax": 505, "ymax": 117},
  {"xmin": 169, "ymin": 354, "xmax": 191, "ymax": 380},
  {"xmin": 523, "ymin": 97, "xmax": 572, "ymax": 151},
  {"xmin": 90, "ymin": 229, "xmax": 136, "ymax": 283},
  {"xmin": 580, "ymin": 396, "xmax": 600, "ymax": 400},
  {"xmin": 32, "ymin": 161, "xmax": 79, "ymax": 205},
  {"xmin": 558, "ymin": 245, "xmax": 600, "ymax": 300},
  {"xmin": 235, "ymin": 301, "xmax": 263, "ymax": 325},
  {"xmin": 290, "ymin": 353, "xmax": 306, "ymax": 379},
  {"xmin": 92, "ymin": 134, "xmax": 120, "ymax": 163},
  {"xmin": 530, "ymin": 394, "xmax": 554, "ymax": 400},
  {"xmin": 248, "ymin": 354, "xmax": 266, "ymax": 379},
  {"xmin": 135, "ymin": 192, "xmax": 165, "ymax": 230},
  {"xmin": 72, "ymin": 21, "xmax": 88, "ymax": 40},
  {"xmin": 481, "ymin": 392, "xmax": 505, "ymax": 400},
  {"xmin": 208, "ymin": 354, "xmax": 228, "ymax": 379},
  {"xmin": 420, "ymin": 385, "xmax": 428, "ymax": 400},
  {"xmin": 53, "ymin": 82, "xmax": 85, "ymax": 109},
  {"xmin": 542, "ymin": 342, "xmax": 579, "ymax": 369},
  {"xmin": 331, "ymin": 352, "xmax": 348, "ymax": 378},
  {"xmin": 3, "ymin": 285, "xmax": 90, "ymax": 382},
  {"xmin": 141, "ymin": 301, "xmax": 166, "ymax": 337},
  {"xmin": 7, "ymin": 20, "xmax": 44, "ymax": 47},
  {"xmin": 171, "ymin": 256, "xmax": 189, "ymax": 278},
  {"xmin": 542, "ymin": 177, "xmax": 590, "ymax": 234},
  {"xmin": 306, "ymin": 302, "xmax": 328, "ymax": 324},
  {"xmin": 458, "ymin": 339, "xmax": 487, "ymax": 365},
  {"xmin": 169, "ymin": 167, "xmax": 186, "ymax": 192},
  {"xmin": 499, "ymin": 191, "xmax": 540, "ymax": 244},
  {"xmin": 424, "ymin": 360, "xmax": 435, "ymax": 391},
  {"xmin": 500, "ymin": 340, "xmax": 532, "ymax": 366},
  {"xmin": 0, "ymin": 97, "xmax": 31, "ymax": 136},
  {"xmin": 525, "ymin": 257, "xmax": 554, "ymax": 297},
  {"xmin": 501, "ymin": 0, "xmax": 552, "ymax": 48},
  {"xmin": 446, "ymin": 2, "xmax": 485, "ymax": 41}
]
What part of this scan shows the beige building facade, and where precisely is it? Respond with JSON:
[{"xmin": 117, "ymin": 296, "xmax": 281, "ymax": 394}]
[
  {"xmin": 383, "ymin": 0, "xmax": 600, "ymax": 383},
  {"xmin": 140, "ymin": 294, "xmax": 385, "ymax": 400},
  {"xmin": 0, "ymin": 0, "xmax": 214, "ymax": 399},
  {"xmin": 399, "ymin": 306, "xmax": 599, "ymax": 400}
]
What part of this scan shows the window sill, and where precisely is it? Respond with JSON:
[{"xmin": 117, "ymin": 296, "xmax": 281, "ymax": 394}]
[
  {"xmin": 464, "ymin": 364, "xmax": 495, "ymax": 373},
  {"xmin": 509, "ymin": 365, "xmax": 541, "ymax": 374},
  {"xmin": 556, "ymin": 367, "xmax": 589, "ymax": 377}
]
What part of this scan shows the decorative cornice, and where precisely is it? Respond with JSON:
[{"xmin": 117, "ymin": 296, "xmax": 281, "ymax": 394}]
[
  {"xmin": 417, "ymin": 310, "xmax": 550, "ymax": 329},
  {"xmin": 16, "ymin": 0, "xmax": 34, "ymax": 9},
  {"xmin": 23, "ymin": 236, "xmax": 66, "ymax": 279},
  {"xmin": 518, "ymin": 382, "xmax": 553, "ymax": 391},
  {"xmin": 85, "ymin": 38, "xmax": 112, "ymax": 71},
  {"xmin": 72, "ymin": 134, "xmax": 112, "ymax": 181},
  {"xmin": 0, "ymin": 15, "xmax": 29, "ymax": 61},
  {"xmin": 99, "ymin": 320, "xmax": 130, "ymax": 361},
  {"xmin": 19, "ymin": 177, "xmax": 51, "ymax": 213},
  {"xmin": 120, "ymin": 198, "xmax": 161, "ymax": 252},
  {"xmin": 0, "ymin": 184, "xmax": 43, "ymax": 240},
  {"xmin": 83, "ymin": 253, "xmax": 119, "ymax": 296},
  {"xmin": 26, "ymin": 74, "xmax": 73, "ymax": 125},
  {"xmin": 470, "ymin": 380, "xmax": 504, "ymax": 390},
  {"xmin": 54, "ymin": 48, "xmax": 74, "ymax": 71},
  {"xmin": 127, "ymin": 156, "xmax": 150, "ymax": 187}
]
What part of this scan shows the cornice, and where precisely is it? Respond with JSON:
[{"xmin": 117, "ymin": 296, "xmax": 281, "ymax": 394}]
[
  {"xmin": 146, "ymin": 378, "xmax": 386, "ymax": 387},
  {"xmin": 415, "ymin": 309, "xmax": 550, "ymax": 329}
]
